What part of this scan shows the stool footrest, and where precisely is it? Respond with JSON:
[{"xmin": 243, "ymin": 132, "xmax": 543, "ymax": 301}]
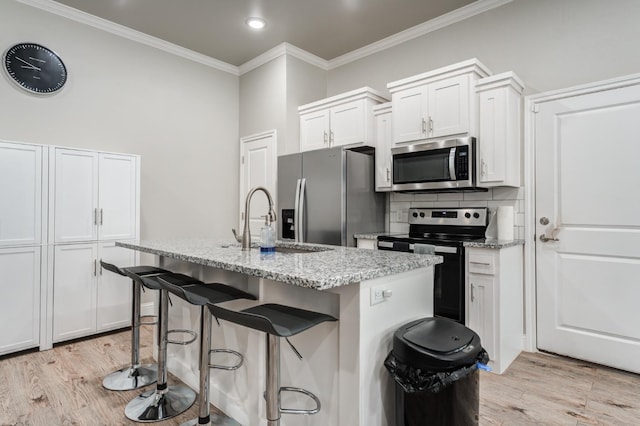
[
  {"xmin": 279, "ymin": 386, "xmax": 321, "ymax": 415},
  {"xmin": 209, "ymin": 348, "xmax": 244, "ymax": 370},
  {"xmin": 139, "ymin": 314, "xmax": 158, "ymax": 326},
  {"xmin": 167, "ymin": 329, "xmax": 198, "ymax": 345}
]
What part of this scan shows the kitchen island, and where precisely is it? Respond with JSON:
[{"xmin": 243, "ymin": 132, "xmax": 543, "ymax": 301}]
[{"xmin": 117, "ymin": 239, "xmax": 441, "ymax": 426}]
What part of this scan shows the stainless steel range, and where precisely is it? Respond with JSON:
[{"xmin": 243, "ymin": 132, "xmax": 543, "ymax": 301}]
[{"xmin": 377, "ymin": 207, "xmax": 488, "ymax": 324}]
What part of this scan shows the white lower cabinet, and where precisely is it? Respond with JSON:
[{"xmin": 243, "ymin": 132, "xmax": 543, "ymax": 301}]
[
  {"xmin": 53, "ymin": 242, "xmax": 133, "ymax": 343},
  {"xmin": 0, "ymin": 246, "xmax": 41, "ymax": 355},
  {"xmin": 466, "ymin": 245, "xmax": 523, "ymax": 374}
]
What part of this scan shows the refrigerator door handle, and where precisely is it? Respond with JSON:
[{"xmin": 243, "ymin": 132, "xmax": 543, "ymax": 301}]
[
  {"xmin": 294, "ymin": 178, "xmax": 301, "ymax": 242},
  {"xmin": 298, "ymin": 178, "xmax": 306, "ymax": 243}
]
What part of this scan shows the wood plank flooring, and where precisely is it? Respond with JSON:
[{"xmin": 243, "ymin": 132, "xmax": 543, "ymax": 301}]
[{"xmin": 1, "ymin": 327, "xmax": 639, "ymax": 425}]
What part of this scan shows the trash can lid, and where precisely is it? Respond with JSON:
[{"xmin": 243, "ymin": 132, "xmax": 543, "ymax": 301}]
[{"xmin": 393, "ymin": 317, "xmax": 482, "ymax": 371}]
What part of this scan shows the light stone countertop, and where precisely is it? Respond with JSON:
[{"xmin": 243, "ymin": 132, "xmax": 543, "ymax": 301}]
[
  {"xmin": 117, "ymin": 238, "xmax": 442, "ymax": 291},
  {"xmin": 354, "ymin": 233, "xmax": 524, "ymax": 249}
]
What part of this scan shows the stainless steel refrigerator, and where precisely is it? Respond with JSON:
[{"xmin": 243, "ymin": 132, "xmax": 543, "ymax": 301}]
[{"xmin": 277, "ymin": 146, "xmax": 385, "ymax": 247}]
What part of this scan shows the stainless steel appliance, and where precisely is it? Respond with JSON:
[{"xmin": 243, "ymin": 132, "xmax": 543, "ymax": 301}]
[
  {"xmin": 377, "ymin": 207, "xmax": 488, "ymax": 323},
  {"xmin": 391, "ymin": 137, "xmax": 482, "ymax": 192},
  {"xmin": 278, "ymin": 147, "xmax": 385, "ymax": 246}
]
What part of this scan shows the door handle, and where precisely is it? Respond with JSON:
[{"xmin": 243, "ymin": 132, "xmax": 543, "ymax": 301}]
[
  {"xmin": 539, "ymin": 227, "xmax": 560, "ymax": 242},
  {"xmin": 470, "ymin": 283, "xmax": 475, "ymax": 302}
]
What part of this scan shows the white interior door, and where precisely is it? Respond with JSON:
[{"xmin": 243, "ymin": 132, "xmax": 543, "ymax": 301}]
[
  {"xmin": 535, "ymin": 82, "xmax": 640, "ymax": 373},
  {"xmin": 239, "ymin": 130, "xmax": 277, "ymax": 239}
]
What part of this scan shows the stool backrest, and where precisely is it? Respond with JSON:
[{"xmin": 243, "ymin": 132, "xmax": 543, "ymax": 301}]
[
  {"xmin": 208, "ymin": 304, "xmax": 281, "ymax": 336},
  {"xmin": 100, "ymin": 260, "xmax": 126, "ymax": 276}
]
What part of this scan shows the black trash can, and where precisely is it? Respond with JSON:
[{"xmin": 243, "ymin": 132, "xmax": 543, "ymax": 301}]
[{"xmin": 384, "ymin": 317, "xmax": 489, "ymax": 426}]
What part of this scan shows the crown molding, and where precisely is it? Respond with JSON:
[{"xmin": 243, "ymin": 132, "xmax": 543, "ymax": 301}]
[
  {"xmin": 327, "ymin": 0, "xmax": 513, "ymax": 70},
  {"xmin": 15, "ymin": 0, "xmax": 512, "ymax": 76},
  {"xmin": 238, "ymin": 42, "xmax": 328, "ymax": 75},
  {"xmin": 14, "ymin": 0, "xmax": 240, "ymax": 75}
]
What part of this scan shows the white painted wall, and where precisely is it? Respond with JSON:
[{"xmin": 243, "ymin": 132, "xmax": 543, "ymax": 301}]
[
  {"xmin": 326, "ymin": 0, "xmax": 640, "ymax": 97},
  {"xmin": 239, "ymin": 55, "xmax": 326, "ymax": 157},
  {"xmin": 0, "ymin": 0, "xmax": 240, "ymax": 246}
]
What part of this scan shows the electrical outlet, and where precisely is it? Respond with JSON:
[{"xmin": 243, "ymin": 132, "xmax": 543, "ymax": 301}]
[{"xmin": 370, "ymin": 285, "xmax": 385, "ymax": 306}]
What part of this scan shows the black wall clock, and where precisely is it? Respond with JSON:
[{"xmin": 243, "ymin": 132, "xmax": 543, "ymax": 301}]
[{"xmin": 3, "ymin": 43, "xmax": 67, "ymax": 94}]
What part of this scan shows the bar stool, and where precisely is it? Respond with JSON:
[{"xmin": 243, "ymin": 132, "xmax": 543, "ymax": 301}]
[
  {"xmin": 154, "ymin": 273, "xmax": 257, "ymax": 426},
  {"xmin": 99, "ymin": 261, "xmax": 169, "ymax": 391},
  {"xmin": 123, "ymin": 270, "xmax": 199, "ymax": 422},
  {"xmin": 208, "ymin": 303, "xmax": 338, "ymax": 426}
]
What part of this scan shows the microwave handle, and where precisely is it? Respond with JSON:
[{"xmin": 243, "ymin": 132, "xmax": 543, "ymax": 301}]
[{"xmin": 449, "ymin": 147, "xmax": 457, "ymax": 180}]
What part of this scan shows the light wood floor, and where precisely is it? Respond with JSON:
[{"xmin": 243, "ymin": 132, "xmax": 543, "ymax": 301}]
[{"xmin": 1, "ymin": 328, "xmax": 639, "ymax": 425}]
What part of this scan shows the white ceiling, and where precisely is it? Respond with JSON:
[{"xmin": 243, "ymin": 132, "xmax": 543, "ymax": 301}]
[{"xmin": 51, "ymin": 0, "xmax": 477, "ymax": 67}]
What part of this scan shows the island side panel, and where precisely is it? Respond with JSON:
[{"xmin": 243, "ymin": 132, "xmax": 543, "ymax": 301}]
[{"xmin": 329, "ymin": 266, "xmax": 434, "ymax": 426}]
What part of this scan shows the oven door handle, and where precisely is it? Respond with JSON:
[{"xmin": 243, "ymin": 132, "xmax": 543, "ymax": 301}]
[{"xmin": 409, "ymin": 244, "xmax": 458, "ymax": 254}]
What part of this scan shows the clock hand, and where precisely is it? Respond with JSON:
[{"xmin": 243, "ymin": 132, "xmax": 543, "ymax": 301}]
[
  {"xmin": 28, "ymin": 56, "xmax": 46, "ymax": 63},
  {"xmin": 15, "ymin": 56, "xmax": 41, "ymax": 71}
]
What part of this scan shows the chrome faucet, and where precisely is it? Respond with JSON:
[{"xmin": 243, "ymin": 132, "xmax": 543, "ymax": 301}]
[{"xmin": 232, "ymin": 187, "xmax": 277, "ymax": 250}]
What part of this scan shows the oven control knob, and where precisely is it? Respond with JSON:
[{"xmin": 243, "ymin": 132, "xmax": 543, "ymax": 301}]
[
  {"xmin": 473, "ymin": 213, "xmax": 480, "ymax": 219},
  {"xmin": 465, "ymin": 212, "xmax": 471, "ymax": 219},
  {"xmin": 412, "ymin": 212, "xmax": 418, "ymax": 218},
  {"xmin": 419, "ymin": 212, "xmax": 425, "ymax": 217}
]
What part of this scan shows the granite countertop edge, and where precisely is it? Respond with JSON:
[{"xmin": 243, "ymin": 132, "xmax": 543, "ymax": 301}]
[
  {"xmin": 464, "ymin": 239, "xmax": 525, "ymax": 249},
  {"xmin": 117, "ymin": 239, "xmax": 442, "ymax": 291}
]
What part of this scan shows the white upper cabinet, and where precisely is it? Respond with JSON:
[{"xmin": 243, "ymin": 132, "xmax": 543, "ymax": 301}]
[
  {"xmin": 299, "ymin": 87, "xmax": 388, "ymax": 152},
  {"xmin": 52, "ymin": 148, "xmax": 139, "ymax": 243},
  {"xmin": 476, "ymin": 72, "xmax": 524, "ymax": 188},
  {"xmin": 0, "ymin": 141, "xmax": 44, "ymax": 247},
  {"xmin": 98, "ymin": 153, "xmax": 138, "ymax": 240},
  {"xmin": 373, "ymin": 103, "xmax": 393, "ymax": 192},
  {"xmin": 388, "ymin": 59, "xmax": 490, "ymax": 145}
]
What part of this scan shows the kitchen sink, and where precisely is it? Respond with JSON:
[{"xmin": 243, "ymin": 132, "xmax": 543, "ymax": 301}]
[{"xmin": 255, "ymin": 246, "xmax": 330, "ymax": 254}]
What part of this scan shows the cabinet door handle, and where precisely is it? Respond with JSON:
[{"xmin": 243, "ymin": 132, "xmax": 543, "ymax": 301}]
[
  {"xmin": 481, "ymin": 158, "xmax": 487, "ymax": 176},
  {"xmin": 93, "ymin": 259, "xmax": 97, "ymax": 276},
  {"xmin": 470, "ymin": 283, "xmax": 475, "ymax": 302},
  {"xmin": 386, "ymin": 168, "xmax": 390, "ymax": 182},
  {"xmin": 99, "ymin": 258, "xmax": 102, "ymax": 275},
  {"xmin": 330, "ymin": 130, "xmax": 335, "ymax": 145},
  {"xmin": 99, "ymin": 208, "xmax": 103, "ymax": 225},
  {"xmin": 421, "ymin": 118, "xmax": 427, "ymax": 134},
  {"xmin": 324, "ymin": 131, "xmax": 328, "ymax": 144},
  {"xmin": 93, "ymin": 208, "xmax": 98, "ymax": 225},
  {"xmin": 428, "ymin": 117, "xmax": 434, "ymax": 134}
]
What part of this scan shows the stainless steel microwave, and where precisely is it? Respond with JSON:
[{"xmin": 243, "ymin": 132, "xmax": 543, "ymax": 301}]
[{"xmin": 391, "ymin": 137, "xmax": 477, "ymax": 192}]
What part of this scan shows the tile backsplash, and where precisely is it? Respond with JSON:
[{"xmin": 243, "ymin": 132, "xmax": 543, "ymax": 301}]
[{"xmin": 385, "ymin": 187, "xmax": 525, "ymax": 240}]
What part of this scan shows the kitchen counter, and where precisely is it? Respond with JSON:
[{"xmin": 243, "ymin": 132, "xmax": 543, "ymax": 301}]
[
  {"xmin": 118, "ymin": 238, "xmax": 438, "ymax": 426},
  {"xmin": 117, "ymin": 238, "xmax": 442, "ymax": 290},
  {"xmin": 464, "ymin": 238, "xmax": 525, "ymax": 249}
]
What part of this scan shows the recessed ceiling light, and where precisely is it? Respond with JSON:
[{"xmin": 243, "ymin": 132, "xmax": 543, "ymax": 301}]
[{"xmin": 246, "ymin": 17, "xmax": 266, "ymax": 30}]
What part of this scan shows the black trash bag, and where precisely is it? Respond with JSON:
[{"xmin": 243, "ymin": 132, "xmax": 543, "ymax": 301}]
[{"xmin": 384, "ymin": 348, "xmax": 489, "ymax": 394}]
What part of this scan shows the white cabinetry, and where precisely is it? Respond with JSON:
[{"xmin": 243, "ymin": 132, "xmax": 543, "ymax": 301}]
[
  {"xmin": 373, "ymin": 103, "xmax": 393, "ymax": 191},
  {"xmin": 466, "ymin": 245, "xmax": 523, "ymax": 374},
  {"xmin": 476, "ymin": 72, "xmax": 524, "ymax": 187},
  {"xmin": 0, "ymin": 141, "xmax": 44, "ymax": 247},
  {"xmin": 51, "ymin": 148, "xmax": 138, "ymax": 243},
  {"xmin": 49, "ymin": 147, "xmax": 140, "ymax": 344},
  {"xmin": 388, "ymin": 59, "xmax": 490, "ymax": 145},
  {"xmin": 299, "ymin": 87, "xmax": 388, "ymax": 152},
  {"xmin": 0, "ymin": 141, "xmax": 46, "ymax": 355},
  {"xmin": 0, "ymin": 246, "xmax": 41, "ymax": 355},
  {"xmin": 52, "ymin": 242, "xmax": 134, "ymax": 342}
]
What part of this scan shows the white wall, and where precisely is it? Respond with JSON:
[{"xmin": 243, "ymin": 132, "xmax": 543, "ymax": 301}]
[
  {"xmin": 0, "ymin": 0, "xmax": 240, "ymax": 242},
  {"xmin": 327, "ymin": 0, "xmax": 640, "ymax": 97}
]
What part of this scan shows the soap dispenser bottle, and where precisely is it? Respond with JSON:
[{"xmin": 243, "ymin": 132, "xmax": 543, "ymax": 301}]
[{"xmin": 260, "ymin": 215, "xmax": 276, "ymax": 253}]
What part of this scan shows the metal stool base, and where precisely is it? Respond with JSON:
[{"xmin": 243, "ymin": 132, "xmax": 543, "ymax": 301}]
[
  {"xmin": 125, "ymin": 386, "xmax": 196, "ymax": 422},
  {"xmin": 180, "ymin": 412, "xmax": 241, "ymax": 426},
  {"xmin": 102, "ymin": 364, "xmax": 158, "ymax": 391}
]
